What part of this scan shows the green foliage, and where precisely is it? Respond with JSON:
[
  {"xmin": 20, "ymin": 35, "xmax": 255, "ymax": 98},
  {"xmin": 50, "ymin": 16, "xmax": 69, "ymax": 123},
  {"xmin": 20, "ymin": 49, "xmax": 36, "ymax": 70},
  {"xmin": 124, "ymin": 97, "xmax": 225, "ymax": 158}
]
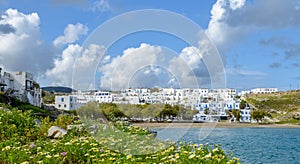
[
  {"xmin": 250, "ymin": 110, "xmax": 271, "ymax": 122},
  {"xmin": 41, "ymin": 90, "xmax": 55, "ymax": 104},
  {"xmin": 204, "ymin": 108, "xmax": 210, "ymax": 115},
  {"xmin": 239, "ymin": 100, "xmax": 247, "ymax": 109},
  {"xmin": 0, "ymin": 107, "xmax": 240, "ymax": 164},
  {"xmin": 0, "ymin": 109, "xmax": 40, "ymax": 143},
  {"xmin": 158, "ymin": 104, "xmax": 179, "ymax": 119},
  {"xmin": 231, "ymin": 109, "xmax": 241, "ymax": 121},
  {"xmin": 77, "ymin": 102, "xmax": 125, "ymax": 121},
  {"xmin": 246, "ymin": 92, "xmax": 300, "ymax": 123},
  {"xmin": 78, "ymin": 102, "xmax": 196, "ymax": 122}
]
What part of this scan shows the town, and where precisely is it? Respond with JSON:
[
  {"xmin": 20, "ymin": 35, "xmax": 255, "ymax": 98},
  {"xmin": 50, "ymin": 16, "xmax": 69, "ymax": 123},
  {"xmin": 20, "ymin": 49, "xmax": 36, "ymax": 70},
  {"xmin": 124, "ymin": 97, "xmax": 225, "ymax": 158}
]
[{"xmin": 0, "ymin": 68, "xmax": 278, "ymax": 123}]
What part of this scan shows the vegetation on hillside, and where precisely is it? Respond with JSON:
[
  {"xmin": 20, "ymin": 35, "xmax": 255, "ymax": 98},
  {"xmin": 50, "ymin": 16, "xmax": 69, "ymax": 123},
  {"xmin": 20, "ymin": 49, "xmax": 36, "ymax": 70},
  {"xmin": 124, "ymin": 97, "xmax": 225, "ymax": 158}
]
[
  {"xmin": 0, "ymin": 93, "xmax": 75, "ymax": 120},
  {"xmin": 245, "ymin": 90, "xmax": 300, "ymax": 124},
  {"xmin": 77, "ymin": 102, "xmax": 198, "ymax": 122}
]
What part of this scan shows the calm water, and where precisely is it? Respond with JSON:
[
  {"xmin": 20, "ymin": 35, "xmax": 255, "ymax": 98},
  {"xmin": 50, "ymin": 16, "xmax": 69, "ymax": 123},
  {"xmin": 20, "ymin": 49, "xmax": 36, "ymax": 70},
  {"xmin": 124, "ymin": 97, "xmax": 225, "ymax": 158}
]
[{"xmin": 154, "ymin": 128, "xmax": 300, "ymax": 164}]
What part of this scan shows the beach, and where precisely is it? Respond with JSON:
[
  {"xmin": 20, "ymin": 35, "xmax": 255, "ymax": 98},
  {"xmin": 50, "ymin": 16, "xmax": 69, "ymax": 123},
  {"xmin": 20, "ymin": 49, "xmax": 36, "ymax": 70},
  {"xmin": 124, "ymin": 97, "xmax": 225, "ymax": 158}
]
[{"xmin": 133, "ymin": 122, "xmax": 300, "ymax": 128}]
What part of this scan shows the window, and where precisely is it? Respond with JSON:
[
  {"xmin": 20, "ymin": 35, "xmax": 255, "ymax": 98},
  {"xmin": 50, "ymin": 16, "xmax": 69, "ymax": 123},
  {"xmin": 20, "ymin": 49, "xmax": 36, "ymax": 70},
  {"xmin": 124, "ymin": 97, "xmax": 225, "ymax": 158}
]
[
  {"xmin": 58, "ymin": 104, "xmax": 61, "ymax": 107},
  {"xmin": 61, "ymin": 98, "xmax": 64, "ymax": 102},
  {"xmin": 64, "ymin": 104, "xmax": 66, "ymax": 108}
]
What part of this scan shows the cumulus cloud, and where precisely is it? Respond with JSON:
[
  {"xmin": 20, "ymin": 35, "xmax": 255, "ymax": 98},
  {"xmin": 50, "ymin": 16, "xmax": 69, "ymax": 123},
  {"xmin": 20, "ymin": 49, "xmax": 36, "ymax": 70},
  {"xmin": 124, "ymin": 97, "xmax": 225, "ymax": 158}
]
[
  {"xmin": 0, "ymin": 24, "xmax": 16, "ymax": 34},
  {"xmin": 45, "ymin": 44, "xmax": 105, "ymax": 88},
  {"xmin": 45, "ymin": 44, "xmax": 82, "ymax": 86},
  {"xmin": 206, "ymin": 0, "xmax": 300, "ymax": 50},
  {"xmin": 206, "ymin": 0, "xmax": 247, "ymax": 48},
  {"xmin": 99, "ymin": 43, "xmax": 163, "ymax": 90},
  {"xmin": 0, "ymin": 9, "xmax": 93, "ymax": 87},
  {"xmin": 98, "ymin": 42, "xmax": 222, "ymax": 90},
  {"xmin": 53, "ymin": 23, "xmax": 88, "ymax": 47},
  {"xmin": 168, "ymin": 46, "xmax": 211, "ymax": 88},
  {"xmin": 0, "ymin": 8, "xmax": 55, "ymax": 77}
]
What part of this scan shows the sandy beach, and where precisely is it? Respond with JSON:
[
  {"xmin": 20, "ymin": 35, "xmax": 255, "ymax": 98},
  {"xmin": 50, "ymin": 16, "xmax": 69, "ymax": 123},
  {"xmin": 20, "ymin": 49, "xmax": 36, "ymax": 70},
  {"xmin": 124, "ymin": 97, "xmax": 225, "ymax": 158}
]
[{"xmin": 133, "ymin": 122, "xmax": 300, "ymax": 129}]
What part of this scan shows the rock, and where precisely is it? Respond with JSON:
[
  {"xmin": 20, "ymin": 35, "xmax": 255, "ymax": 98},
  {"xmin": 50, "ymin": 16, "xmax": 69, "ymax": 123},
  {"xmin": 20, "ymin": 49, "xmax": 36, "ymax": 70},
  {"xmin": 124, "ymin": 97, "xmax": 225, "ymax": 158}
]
[
  {"xmin": 149, "ymin": 130, "xmax": 157, "ymax": 138},
  {"xmin": 34, "ymin": 118, "xmax": 42, "ymax": 126},
  {"xmin": 0, "ymin": 107, "xmax": 11, "ymax": 112},
  {"xmin": 47, "ymin": 126, "xmax": 67, "ymax": 138},
  {"xmin": 293, "ymin": 112, "xmax": 300, "ymax": 120}
]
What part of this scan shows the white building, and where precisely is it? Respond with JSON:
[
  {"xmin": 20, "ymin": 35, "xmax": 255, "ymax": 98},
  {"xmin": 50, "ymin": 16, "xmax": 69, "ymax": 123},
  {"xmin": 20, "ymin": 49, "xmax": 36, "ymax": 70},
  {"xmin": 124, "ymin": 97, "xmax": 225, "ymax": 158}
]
[
  {"xmin": 55, "ymin": 95, "xmax": 81, "ymax": 110},
  {"xmin": 0, "ymin": 68, "xmax": 42, "ymax": 107},
  {"xmin": 240, "ymin": 109, "xmax": 251, "ymax": 122},
  {"xmin": 251, "ymin": 88, "xmax": 278, "ymax": 94},
  {"xmin": 94, "ymin": 91, "xmax": 113, "ymax": 103}
]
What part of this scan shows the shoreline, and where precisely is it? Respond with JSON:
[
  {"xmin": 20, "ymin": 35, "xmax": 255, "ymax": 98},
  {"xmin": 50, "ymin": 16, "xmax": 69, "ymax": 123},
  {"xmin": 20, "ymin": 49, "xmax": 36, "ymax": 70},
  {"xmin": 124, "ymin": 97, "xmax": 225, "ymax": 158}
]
[{"xmin": 132, "ymin": 122, "xmax": 300, "ymax": 129}]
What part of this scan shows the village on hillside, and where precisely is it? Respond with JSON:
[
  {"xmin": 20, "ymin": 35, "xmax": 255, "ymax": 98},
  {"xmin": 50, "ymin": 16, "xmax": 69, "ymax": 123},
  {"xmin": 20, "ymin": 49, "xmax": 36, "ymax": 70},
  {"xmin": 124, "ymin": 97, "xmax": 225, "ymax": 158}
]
[{"xmin": 0, "ymin": 68, "xmax": 279, "ymax": 123}]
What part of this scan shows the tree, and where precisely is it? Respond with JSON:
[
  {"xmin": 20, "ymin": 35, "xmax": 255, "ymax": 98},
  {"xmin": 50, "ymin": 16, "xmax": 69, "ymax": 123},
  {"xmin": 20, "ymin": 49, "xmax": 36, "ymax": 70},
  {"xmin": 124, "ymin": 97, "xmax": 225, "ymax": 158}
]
[
  {"xmin": 204, "ymin": 108, "xmax": 210, "ymax": 115},
  {"xmin": 250, "ymin": 110, "xmax": 271, "ymax": 123},
  {"xmin": 231, "ymin": 109, "xmax": 241, "ymax": 121},
  {"xmin": 239, "ymin": 100, "xmax": 247, "ymax": 109}
]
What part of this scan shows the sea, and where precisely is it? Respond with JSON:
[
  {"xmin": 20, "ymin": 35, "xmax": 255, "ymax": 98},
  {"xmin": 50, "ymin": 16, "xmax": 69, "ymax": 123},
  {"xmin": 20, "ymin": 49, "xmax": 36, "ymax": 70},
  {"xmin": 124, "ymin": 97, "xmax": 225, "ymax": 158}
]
[{"xmin": 154, "ymin": 127, "xmax": 300, "ymax": 164}]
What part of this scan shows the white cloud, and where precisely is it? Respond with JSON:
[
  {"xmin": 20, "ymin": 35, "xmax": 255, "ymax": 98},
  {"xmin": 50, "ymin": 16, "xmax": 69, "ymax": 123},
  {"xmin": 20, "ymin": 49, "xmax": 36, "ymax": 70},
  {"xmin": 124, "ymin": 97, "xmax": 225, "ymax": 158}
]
[
  {"xmin": 229, "ymin": 0, "xmax": 246, "ymax": 10},
  {"xmin": 97, "ymin": 44, "xmax": 218, "ymax": 90},
  {"xmin": 0, "ymin": 8, "xmax": 55, "ymax": 77},
  {"xmin": 53, "ymin": 23, "xmax": 88, "ymax": 47},
  {"xmin": 45, "ymin": 44, "xmax": 105, "ymax": 88},
  {"xmin": 99, "ymin": 43, "xmax": 163, "ymax": 90},
  {"xmin": 206, "ymin": 0, "xmax": 300, "ymax": 49},
  {"xmin": 168, "ymin": 46, "xmax": 209, "ymax": 88},
  {"xmin": 45, "ymin": 44, "xmax": 82, "ymax": 86},
  {"xmin": 206, "ymin": 0, "xmax": 247, "ymax": 49},
  {"xmin": 90, "ymin": 0, "xmax": 111, "ymax": 12}
]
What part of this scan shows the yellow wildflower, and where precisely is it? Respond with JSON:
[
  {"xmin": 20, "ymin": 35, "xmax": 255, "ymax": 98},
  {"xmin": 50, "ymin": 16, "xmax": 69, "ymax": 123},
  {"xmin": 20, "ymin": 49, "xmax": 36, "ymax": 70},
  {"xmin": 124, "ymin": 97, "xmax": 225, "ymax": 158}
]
[
  {"xmin": 45, "ymin": 155, "xmax": 52, "ymax": 159},
  {"xmin": 188, "ymin": 154, "xmax": 195, "ymax": 159},
  {"xmin": 127, "ymin": 154, "xmax": 132, "ymax": 159},
  {"xmin": 21, "ymin": 162, "xmax": 29, "ymax": 164},
  {"xmin": 204, "ymin": 153, "xmax": 211, "ymax": 158}
]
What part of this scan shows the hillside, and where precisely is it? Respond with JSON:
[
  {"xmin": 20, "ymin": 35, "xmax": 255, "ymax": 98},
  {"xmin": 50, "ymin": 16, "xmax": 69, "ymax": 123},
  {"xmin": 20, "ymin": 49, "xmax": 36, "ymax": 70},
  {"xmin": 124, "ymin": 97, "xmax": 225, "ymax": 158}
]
[
  {"xmin": 0, "ymin": 93, "xmax": 76, "ymax": 120},
  {"xmin": 244, "ymin": 90, "xmax": 300, "ymax": 124},
  {"xmin": 41, "ymin": 86, "xmax": 74, "ymax": 93}
]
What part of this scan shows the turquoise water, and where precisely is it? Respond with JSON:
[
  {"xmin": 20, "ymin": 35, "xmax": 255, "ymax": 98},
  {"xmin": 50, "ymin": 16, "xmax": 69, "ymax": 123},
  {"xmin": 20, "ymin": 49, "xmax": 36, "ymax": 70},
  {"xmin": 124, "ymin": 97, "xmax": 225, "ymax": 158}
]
[{"xmin": 154, "ymin": 128, "xmax": 300, "ymax": 164}]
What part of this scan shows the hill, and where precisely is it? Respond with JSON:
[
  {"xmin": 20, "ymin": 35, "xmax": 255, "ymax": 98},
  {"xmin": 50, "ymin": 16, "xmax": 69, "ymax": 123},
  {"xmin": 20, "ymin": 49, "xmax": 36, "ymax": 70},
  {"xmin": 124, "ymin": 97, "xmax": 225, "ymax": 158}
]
[
  {"xmin": 244, "ymin": 90, "xmax": 300, "ymax": 124},
  {"xmin": 41, "ymin": 86, "xmax": 74, "ymax": 93}
]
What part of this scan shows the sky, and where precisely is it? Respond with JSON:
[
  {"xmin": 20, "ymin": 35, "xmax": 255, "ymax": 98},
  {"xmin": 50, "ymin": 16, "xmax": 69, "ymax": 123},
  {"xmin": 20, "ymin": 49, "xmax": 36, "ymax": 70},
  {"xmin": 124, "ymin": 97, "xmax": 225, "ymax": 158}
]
[{"xmin": 0, "ymin": 0, "xmax": 300, "ymax": 91}]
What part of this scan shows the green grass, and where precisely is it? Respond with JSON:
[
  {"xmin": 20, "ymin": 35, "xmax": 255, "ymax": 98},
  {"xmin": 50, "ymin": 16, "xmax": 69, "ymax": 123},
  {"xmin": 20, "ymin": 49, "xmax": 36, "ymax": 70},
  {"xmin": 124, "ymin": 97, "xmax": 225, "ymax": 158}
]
[{"xmin": 276, "ymin": 119, "xmax": 300, "ymax": 125}]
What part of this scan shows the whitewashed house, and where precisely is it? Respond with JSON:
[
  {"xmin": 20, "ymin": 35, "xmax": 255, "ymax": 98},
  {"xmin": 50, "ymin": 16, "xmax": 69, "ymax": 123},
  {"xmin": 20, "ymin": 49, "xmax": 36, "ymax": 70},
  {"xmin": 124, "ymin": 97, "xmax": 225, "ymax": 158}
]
[
  {"xmin": 94, "ymin": 91, "xmax": 113, "ymax": 103},
  {"xmin": 55, "ymin": 95, "xmax": 80, "ymax": 110},
  {"xmin": 251, "ymin": 88, "xmax": 278, "ymax": 94},
  {"xmin": 240, "ymin": 109, "xmax": 251, "ymax": 122},
  {"xmin": 0, "ymin": 68, "xmax": 42, "ymax": 107}
]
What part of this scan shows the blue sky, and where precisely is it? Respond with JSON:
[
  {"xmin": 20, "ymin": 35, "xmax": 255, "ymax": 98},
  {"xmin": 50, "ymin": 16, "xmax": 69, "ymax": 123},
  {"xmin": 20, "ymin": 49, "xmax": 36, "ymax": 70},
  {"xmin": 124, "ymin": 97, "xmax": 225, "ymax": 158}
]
[{"xmin": 0, "ymin": 0, "xmax": 300, "ymax": 91}]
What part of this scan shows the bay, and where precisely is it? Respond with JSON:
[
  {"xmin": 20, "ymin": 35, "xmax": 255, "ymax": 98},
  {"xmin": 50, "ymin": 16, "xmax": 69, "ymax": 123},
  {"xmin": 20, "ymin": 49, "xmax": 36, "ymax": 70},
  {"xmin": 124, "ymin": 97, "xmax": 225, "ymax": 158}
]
[{"xmin": 154, "ymin": 128, "xmax": 300, "ymax": 164}]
